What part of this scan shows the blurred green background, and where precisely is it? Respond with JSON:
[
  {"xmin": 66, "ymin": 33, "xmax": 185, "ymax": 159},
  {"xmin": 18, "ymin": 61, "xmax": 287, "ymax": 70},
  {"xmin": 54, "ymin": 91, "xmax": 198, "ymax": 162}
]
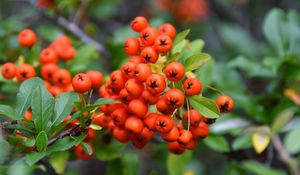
[{"xmin": 1, "ymin": 0, "xmax": 300, "ymax": 175}]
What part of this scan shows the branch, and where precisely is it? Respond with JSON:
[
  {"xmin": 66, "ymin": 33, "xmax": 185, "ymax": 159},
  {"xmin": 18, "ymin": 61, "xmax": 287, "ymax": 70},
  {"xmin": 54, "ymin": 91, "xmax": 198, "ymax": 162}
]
[
  {"xmin": 272, "ymin": 135, "xmax": 300, "ymax": 175},
  {"xmin": 73, "ymin": 0, "xmax": 89, "ymax": 25}
]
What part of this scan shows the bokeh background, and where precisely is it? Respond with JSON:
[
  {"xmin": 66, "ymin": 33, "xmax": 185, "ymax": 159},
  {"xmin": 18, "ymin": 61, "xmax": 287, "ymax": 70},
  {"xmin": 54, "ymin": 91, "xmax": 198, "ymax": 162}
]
[{"xmin": 1, "ymin": 0, "xmax": 300, "ymax": 175}]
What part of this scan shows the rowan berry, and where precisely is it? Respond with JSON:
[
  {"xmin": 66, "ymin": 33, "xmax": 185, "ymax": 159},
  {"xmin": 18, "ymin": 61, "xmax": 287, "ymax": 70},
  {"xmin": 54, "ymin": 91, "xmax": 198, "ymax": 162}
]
[
  {"xmin": 155, "ymin": 115, "xmax": 174, "ymax": 133},
  {"xmin": 146, "ymin": 74, "xmax": 166, "ymax": 94},
  {"xmin": 141, "ymin": 47, "xmax": 158, "ymax": 63},
  {"xmin": 16, "ymin": 64, "xmax": 36, "ymax": 82},
  {"xmin": 140, "ymin": 27, "xmax": 158, "ymax": 46},
  {"xmin": 154, "ymin": 35, "xmax": 173, "ymax": 53},
  {"xmin": 164, "ymin": 61, "xmax": 185, "ymax": 82},
  {"xmin": 40, "ymin": 63, "xmax": 58, "ymax": 81},
  {"xmin": 130, "ymin": 16, "xmax": 148, "ymax": 32},
  {"xmin": 86, "ymin": 70, "xmax": 103, "ymax": 89},
  {"xmin": 18, "ymin": 29, "xmax": 36, "ymax": 48},
  {"xmin": 216, "ymin": 95, "xmax": 234, "ymax": 113},
  {"xmin": 158, "ymin": 23, "xmax": 176, "ymax": 39},
  {"xmin": 52, "ymin": 69, "xmax": 71, "ymax": 87},
  {"xmin": 183, "ymin": 78, "xmax": 202, "ymax": 96},
  {"xmin": 124, "ymin": 38, "xmax": 140, "ymax": 56},
  {"xmin": 1, "ymin": 62, "xmax": 17, "ymax": 79},
  {"xmin": 39, "ymin": 48, "xmax": 58, "ymax": 64}
]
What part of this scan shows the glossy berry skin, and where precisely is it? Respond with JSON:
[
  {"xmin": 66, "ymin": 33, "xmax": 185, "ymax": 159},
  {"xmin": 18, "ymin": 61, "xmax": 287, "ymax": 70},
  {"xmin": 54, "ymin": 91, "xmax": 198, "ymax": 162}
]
[
  {"xmin": 41, "ymin": 63, "xmax": 58, "ymax": 81},
  {"xmin": 165, "ymin": 88, "xmax": 185, "ymax": 108},
  {"xmin": 124, "ymin": 38, "xmax": 140, "ymax": 56},
  {"xmin": 125, "ymin": 116, "xmax": 144, "ymax": 135},
  {"xmin": 216, "ymin": 95, "xmax": 234, "ymax": 113},
  {"xmin": 121, "ymin": 62, "xmax": 136, "ymax": 79},
  {"xmin": 128, "ymin": 56, "xmax": 143, "ymax": 64},
  {"xmin": 140, "ymin": 27, "xmax": 158, "ymax": 46},
  {"xmin": 158, "ymin": 23, "xmax": 176, "ymax": 39},
  {"xmin": 141, "ymin": 47, "xmax": 158, "ymax": 63},
  {"xmin": 128, "ymin": 98, "xmax": 148, "ymax": 118},
  {"xmin": 18, "ymin": 29, "xmax": 36, "ymax": 48},
  {"xmin": 39, "ymin": 48, "xmax": 58, "ymax": 64},
  {"xmin": 58, "ymin": 45, "xmax": 76, "ymax": 61},
  {"xmin": 130, "ymin": 16, "xmax": 148, "ymax": 32},
  {"xmin": 134, "ymin": 63, "xmax": 152, "ymax": 82},
  {"xmin": 94, "ymin": 115, "xmax": 111, "ymax": 128},
  {"xmin": 1, "ymin": 62, "xmax": 17, "ymax": 79},
  {"xmin": 141, "ymin": 90, "xmax": 159, "ymax": 105},
  {"xmin": 144, "ymin": 113, "xmax": 159, "ymax": 131},
  {"xmin": 183, "ymin": 78, "xmax": 202, "ymax": 96},
  {"xmin": 72, "ymin": 73, "xmax": 92, "ymax": 93},
  {"xmin": 155, "ymin": 115, "xmax": 174, "ymax": 133},
  {"xmin": 86, "ymin": 70, "xmax": 103, "ymax": 89},
  {"xmin": 119, "ymin": 88, "xmax": 132, "ymax": 104},
  {"xmin": 183, "ymin": 109, "xmax": 202, "ymax": 126},
  {"xmin": 74, "ymin": 143, "xmax": 94, "ymax": 160},
  {"xmin": 53, "ymin": 69, "xmax": 72, "ymax": 87},
  {"xmin": 190, "ymin": 121, "xmax": 209, "ymax": 139},
  {"xmin": 154, "ymin": 35, "xmax": 173, "ymax": 53},
  {"xmin": 16, "ymin": 64, "xmax": 36, "ymax": 82},
  {"xmin": 178, "ymin": 129, "xmax": 193, "ymax": 145},
  {"xmin": 167, "ymin": 141, "xmax": 185, "ymax": 155},
  {"xmin": 109, "ymin": 70, "xmax": 126, "ymax": 93},
  {"xmin": 113, "ymin": 127, "xmax": 130, "ymax": 143},
  {"xmin": 48, "ymin": 86, "xmax": 63, "ymax": 97},
  {"xmin": 156, "ymin": 96, "xmax": 175, "ymax": 114},
  {"xmin": 146, "ymin": 74, "xmax": 166, "ymax": 94},
  {"xmin": 164, "ymin": 61, "xmax": 185, "ymax": 82},
  {"xmin": 111, "ymin": 108, "xmax": 128, "ymax": 127},
  {"xmin": 125, "ymin": 78, "xmax": 144, "ymax": 97},
  {"xmin": 161, "ymin": 126, "xmax": 180, "ymax": 142}
]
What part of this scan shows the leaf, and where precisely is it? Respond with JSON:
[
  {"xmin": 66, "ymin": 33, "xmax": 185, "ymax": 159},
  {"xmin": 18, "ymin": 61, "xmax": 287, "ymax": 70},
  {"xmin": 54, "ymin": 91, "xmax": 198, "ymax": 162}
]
[
  {"xmin": 25, "ymin": 151, "xmax": 47, "ymax": 166},
  {"xmin": 80, "ymin": 142, "xmax": 93, "ymax": 155},
  {"xmin": 271, "ymin": 107, "xmax": 295, "ymax": 133},
  {"xmin": 49, "ymin": 151, "xmax": 69, "ymax": 174},
  {"xmin": 167, "ymin": 53, "xmax": 181, "ymax": 62},
  {"xmin": 171, "ymin": 40, "xmax": 187, "ymax": 55},
  {"xmin": 89, "ymin": 124, "xmax": 102, "ymax": 130},
  {"xmin": 284, "ymin": 122, "xmax": 300, "ymax": 154},
  {"xmin": 173, "ymin": 29, "xmax": 190, "ymax": 46},
  {"xmin": 0, "ymin": 105, "xmax": 22, "ymax": 120},
  {"xmin": 183, "ymin": 53, "xmax": 211, "ymax": 72},
  {"xmin": 47, "ymin": 134, "xmax": 86, "ymax": 153},
  {"xmin": 105, "ymin": 159, "xmax": 123, "ymax": 175},
  {"xmin": 81, "ymin": 98, "xmax": 118, "ymax": 112},
  {"xmin": 36, "ymin": 131, "xmax": 48, "ymax": 152},
  {"xmin": 52, "ymin": 92, "xmax": 78, "ymax": 126},
  {"xmin": 31, "ymin": 85, "xmax": 55, "ymax": 133},
  {"xmin": 232, "ymin": 134, "xmax": 252, "ymax": 151},
  {"xmin": 241, "ymin": 160, "xmax": 286, "ymax": 175},
  {"xmin": 16, "ymin": 77, "xmax": 44, "ymax": 116},
  {"xmin": 284, "ymin": 88, "xmax": 300, "ymax": 105},
  {"xmin": 203, "ymin": 135, "xmax": 230, "ymax": 152},
  {"xmin": 251, "ymin": 132, "xmax": 270, "ymax": 154},
  {"xmin": 167, "ymin": 151, "xmax": 192, "ymax": 175},
  {"xmin": 95, "ymin": 142, "xmax": 124, "ymax": 161},
  {"xmin": 121, "ymin": 152, "xmax": 139, "ymax": 175},
  {"xmin": 189, "ymin": 96, "xmax": 220, "ymax": 119},
  {"xmin": 263, "ymin": 8, "xmax": 286, "ymax": 56}
]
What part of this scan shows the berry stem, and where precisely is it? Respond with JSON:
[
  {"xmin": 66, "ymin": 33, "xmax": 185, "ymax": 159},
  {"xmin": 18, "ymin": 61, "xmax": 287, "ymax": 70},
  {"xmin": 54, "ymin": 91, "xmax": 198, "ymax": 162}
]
[
  {"xmin": 172, "ymin": 82, "xmax": 175, "ymax": 88},
  {"xmin": 186, "ymin": 97, "xmax": 191, "ymax": 131},
  {"xmin": 205, "ymin": 85, "xmax": 224, "ymax": 95},
  {"xmin": 80, "ymin": 93, "xmax": 87, "ymax": 107},
  {"xmin": 171, "ymin": 108, "xmax": 178, "ymax": 118},
  {"xmin": 88, "ymin": 89, "xmax": 93, "ymax": 105}
]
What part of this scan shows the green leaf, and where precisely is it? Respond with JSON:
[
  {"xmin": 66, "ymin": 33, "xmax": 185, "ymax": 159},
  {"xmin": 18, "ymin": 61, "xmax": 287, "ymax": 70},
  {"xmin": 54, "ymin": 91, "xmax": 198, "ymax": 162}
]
[
  {"xmin": 47, "ymin": 134, "xmax": 86, "ymax": 153},
  {"xmin": 271, "ymin": 107, "xmax": 295, "ymax": 133},
  {"xmin": 167, "ymin": 151, "xmax": 192, "ymax": 175},
  {"xmin": 203, "ymin": 135, "xmax": 230, "ymax": 152},
  {"xmin": 121, "ymin": 152, "xmax": 139, "ymax": 175},
  {"xmin": 171, "ymin": 40, "xmax": 187, "ymax": 55},
  {"xmin": 36, "ymin": 131, "xmax": 48, "ymax": 152},
  {"xmin": 184, "ymin": 53, "xmax": 211, "ymax": 72},
  {"xmin": 263, "ymin": 8, "xmax": 286, "ymax": 56},
  {"xmin": 167, "ymin": 53, "xmax": 181, "ymax": 62},
  {"xmin": 16, "ymin": 77, "xmax": 44, "ymax": 116},
  {"xmin": 241, "ymin": 160, "xmax": 286, "ymax": 175},
  {"xmin": 232, "ymin": 134, "xmax": 252, "ymax": 151},
  {"xmin": 95, "ymin": 142, "xmax": 124, "ymax": 161},
  {"xmin": 0, "ymin": 105, "xmax": 22, "ymax": 120},
  {"xmin": 31, "ymin": 85, "xmax": 55, "ymax": 133},
  {"xmin": 66, "ymin": 45, "xmax": 99, "ymax": 74},
  {"xmin": 25, "ymin": 151, "xmax": 47, "ymax": 166},
  {"xmin": 80, "ymin": 142, "xmax": 93, "ymax": 155},
  {"xmin": 52, "ymin": 92, "xmax": 78, "ymax": 126},
  {"xmin": 284, "ymin": 122, "xmax": 300, "ymax": 154},
  {"xmin": 173, "ymin": 29, "xmax": 190, "ymax": 46},
  {"xmin": 82, "ymin": 98, "xmax": 118, "ymax": 112},
  {"xmin": 23, "ymin": 138, "xmax": 36, "ymax": 147},
  {"xmin": 189, "ymin": 96, "xmax": 220, "ymax": 119},
  {"xmin": 49, "ymin": 151, "xmax": 69, "ymax": 174},
  {"xmin": 195, "ymin": 60, "xmax": 215, "ymax": 86}
]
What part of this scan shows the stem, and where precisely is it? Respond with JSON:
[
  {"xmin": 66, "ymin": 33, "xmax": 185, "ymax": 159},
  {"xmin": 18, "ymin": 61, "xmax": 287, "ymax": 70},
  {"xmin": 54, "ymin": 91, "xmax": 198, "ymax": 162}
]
[
  {"xmin": 172, "ymin": 82, "xmax": 175, "ymax": 88},
  {"xmin": 73, "ymin": 0, "xmax": 89, "ymax": 25},
  {"xmin": 272, "ymin": 135, "xmax": 300, "ymax": 175},
  {"xmin": 80, "ymin": 93, "xmax": 87, "ymax": 106},
  {"xmin": 88, "ymin": 89, "xmax": 93, "ymax": 105},
  {"xmin": 171, "ymin": 108, "xmax": 178, "ymax": 118},
  {"xmin": 205, "ymin": 85, "xmax": 224, "ymax": 95},
  {"xmin": 186, "ymin": 97, "xmax": 191, "ymax": 131}
]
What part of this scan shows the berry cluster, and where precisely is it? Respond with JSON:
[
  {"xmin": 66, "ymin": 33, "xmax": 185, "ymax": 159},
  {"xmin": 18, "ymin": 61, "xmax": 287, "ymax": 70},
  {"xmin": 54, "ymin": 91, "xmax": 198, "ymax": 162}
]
[{"xmin": 89, "ymin": 17, "xmax": 234, "ymax": 154}]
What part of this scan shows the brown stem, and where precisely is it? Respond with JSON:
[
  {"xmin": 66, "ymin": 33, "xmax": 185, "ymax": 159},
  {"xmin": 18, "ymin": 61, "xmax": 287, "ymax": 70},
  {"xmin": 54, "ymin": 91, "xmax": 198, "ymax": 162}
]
[
  {"xmin": 73, "ymin": 0, "xmax": 90, "ymax": 25},
  {"xmin": 272, "ymin": 135, "xmax": 300, "ymax": 175}
]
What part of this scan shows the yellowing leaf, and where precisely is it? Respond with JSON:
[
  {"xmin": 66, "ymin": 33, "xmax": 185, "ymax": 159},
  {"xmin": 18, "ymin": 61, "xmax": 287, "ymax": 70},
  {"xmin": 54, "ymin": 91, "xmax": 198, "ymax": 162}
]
[
  {"xmin": 90, "ymin": 124, "xmax": 102, "ymax": 130},
  {"xmin": 183, "ymin": 170, "xmax": 195, "ymax": 175},
  {"xmin": 185, "ymin": 72, "xmax": 196, "ymax": 78},
  {"xmin": 284, "ymin": 88, "xmax": 300, "ymax": 105},
  {"xmin": 252, "ymin": 132, "xmax": 270, "ymax": 154}
]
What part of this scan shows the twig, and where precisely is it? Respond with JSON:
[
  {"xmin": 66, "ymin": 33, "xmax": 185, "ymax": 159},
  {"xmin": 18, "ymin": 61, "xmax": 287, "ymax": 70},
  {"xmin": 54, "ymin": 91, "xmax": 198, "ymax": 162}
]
[
  {"xmin": 47, "ymin": 125, "xmax": 79, "ymax": 146},
  {"xmin": 272, "ymin": 135, "xmax": 300, "ymax": 175},
  {"xmin": 73, "ymin": 0, "xmax": 89, "ymax": 25}
]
